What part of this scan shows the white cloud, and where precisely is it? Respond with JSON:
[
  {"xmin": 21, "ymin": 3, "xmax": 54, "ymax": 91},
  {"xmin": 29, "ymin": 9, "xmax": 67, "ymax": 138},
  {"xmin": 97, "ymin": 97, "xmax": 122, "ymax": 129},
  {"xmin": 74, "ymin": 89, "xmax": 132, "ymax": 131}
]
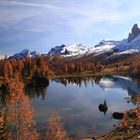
[
  {"xmin": 6, "ymin": 0, "xmax": 61, "ymax": 9},
  {"xmin": 0, "ymin": 0, "xmax": 61, "ymax": 26},
  {"xmin": 0, "ymin": 0, "xmax": 139, "ymax": 33},
  {"xmin": 1, "ymin": 0, "xmax": 140, "ymax": 47}
]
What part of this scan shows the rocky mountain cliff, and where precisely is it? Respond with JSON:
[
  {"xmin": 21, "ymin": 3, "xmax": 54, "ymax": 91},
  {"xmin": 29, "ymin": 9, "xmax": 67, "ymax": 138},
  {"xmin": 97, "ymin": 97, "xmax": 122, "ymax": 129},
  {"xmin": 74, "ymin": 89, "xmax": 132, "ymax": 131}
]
[{"xmin": 128, "ymin": 24, "xmax": 140, "ymax": 42}]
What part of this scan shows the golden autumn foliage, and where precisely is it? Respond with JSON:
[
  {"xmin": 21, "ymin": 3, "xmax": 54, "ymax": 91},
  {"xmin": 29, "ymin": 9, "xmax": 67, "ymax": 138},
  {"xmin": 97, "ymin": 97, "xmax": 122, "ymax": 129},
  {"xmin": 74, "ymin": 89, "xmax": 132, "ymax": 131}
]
[
  {"xmin": 136, "ymin": 95, "xmax": 140, "ymax": 125},
  {"xmin": 46, "ymin": 112, "xmax": 68, "ymax": 140},
  {"xmin": 0, "ymin": 113, "xmax": 5, "ymax": 136},
  {"xmin": 121, "ymin": 113, "xmax": 130, "ymax": 127},
  {"xmin": 0, "ymin": 54, "xmax": 104, "ymax": 80},
  {"xmin": 0, "ymin": 75, "xmax": 70, "ymax": 140},
  {"xmin": 121, "ymin": 95, "xmax": 140, "ymax": 127},
  {"xmin": 0, "ymin": 112, "xmax": 7, "ymax": 140},
  {"xmin": 5, "ymin": 79, "xmax": 39, "ymax": 140}
]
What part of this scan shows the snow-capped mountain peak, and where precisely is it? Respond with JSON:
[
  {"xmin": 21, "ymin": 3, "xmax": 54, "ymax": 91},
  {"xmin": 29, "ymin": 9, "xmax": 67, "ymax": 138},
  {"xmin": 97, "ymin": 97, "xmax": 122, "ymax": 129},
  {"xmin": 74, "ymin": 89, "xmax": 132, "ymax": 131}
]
[
  {"xmin": 115, "ymin": 24, "xmax": 140, "ymax": 53},
  {"xmin": 48, "ymin": 40, "xmax": 122, "ymax": 58},
  {"xmin": 48, "ymin": 43, "xmax": 89, "ymax": 57},
  {"xmin": 9, "ymin": 49, "xmax": 38, "ymax": 60},
  {"xmin": 86, "ymin": 40, "xmax": 121, "ymax": 56}
]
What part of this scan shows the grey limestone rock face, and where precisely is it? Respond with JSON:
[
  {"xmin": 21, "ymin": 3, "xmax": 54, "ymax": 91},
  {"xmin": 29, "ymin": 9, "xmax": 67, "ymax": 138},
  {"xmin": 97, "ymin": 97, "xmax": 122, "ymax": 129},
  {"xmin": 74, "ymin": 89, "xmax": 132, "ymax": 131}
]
[{"xmin": 128, "ymin": 24, "xmax": 140, "ymax": 42}]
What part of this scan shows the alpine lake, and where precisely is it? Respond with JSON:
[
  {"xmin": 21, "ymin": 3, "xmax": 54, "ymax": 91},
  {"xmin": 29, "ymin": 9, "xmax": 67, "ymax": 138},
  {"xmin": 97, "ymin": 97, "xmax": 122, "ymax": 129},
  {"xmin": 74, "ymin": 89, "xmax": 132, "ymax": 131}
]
[{"xmin": 25, "ymin": 75, "xmax": 140, "ymax": 138}]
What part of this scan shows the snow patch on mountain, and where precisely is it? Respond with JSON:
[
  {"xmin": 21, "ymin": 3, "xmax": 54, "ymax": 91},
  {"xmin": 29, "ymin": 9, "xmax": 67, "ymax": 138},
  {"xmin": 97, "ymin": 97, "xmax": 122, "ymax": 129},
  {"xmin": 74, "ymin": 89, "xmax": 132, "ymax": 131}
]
[
  {"xmin": 115, "ymin": 24, "xmax": 140, "ymax": 53},
  {"xmin": 48, "ymin": 43, "xmax": 89, "ymax": 57},
  {"xmin": 9, "ymin": 49, "xmax": 38, "ymax": 60},
  {"xmin": 87, "ymin": 40, "xmax": 121, "ymax": 56},
  {"xmin": 48, "ymin": 40, "xmax": 122, "ymax": 58},
  {"xmin": 116, "ymin": 49, "xmax": 139, "ymax": 55},
  {"xmin": 95, "ymin": 40, "xmax": 121, "ymax": 47}
]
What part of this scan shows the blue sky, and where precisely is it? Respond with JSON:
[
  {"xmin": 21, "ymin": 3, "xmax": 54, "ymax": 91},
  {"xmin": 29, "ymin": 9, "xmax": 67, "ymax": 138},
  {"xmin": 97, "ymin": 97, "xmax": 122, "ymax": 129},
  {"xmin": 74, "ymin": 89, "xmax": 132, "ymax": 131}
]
[{"xmin": 1, "ymin": 0, "xmax": 140, "ymax": 57}]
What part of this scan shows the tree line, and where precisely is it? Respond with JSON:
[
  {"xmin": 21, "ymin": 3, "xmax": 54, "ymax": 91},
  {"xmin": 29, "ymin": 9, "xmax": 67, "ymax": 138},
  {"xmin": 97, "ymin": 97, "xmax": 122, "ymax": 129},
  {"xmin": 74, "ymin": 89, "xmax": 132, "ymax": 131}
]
[{"xmin": 0, "ymin": 55, "xmax": 104, "ymax": 80}]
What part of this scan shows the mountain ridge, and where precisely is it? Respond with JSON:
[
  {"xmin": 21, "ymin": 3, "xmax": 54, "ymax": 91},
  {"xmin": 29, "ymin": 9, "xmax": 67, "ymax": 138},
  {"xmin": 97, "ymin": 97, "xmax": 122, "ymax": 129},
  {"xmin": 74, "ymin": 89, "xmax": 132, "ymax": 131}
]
[
  {"xmin": 9, "ymin": 23, "xmax": 140, "ymax": 60},
  {"xmin": 9, "ymin": 49, "xmax": 38, "ymax": 60},
  {"xmin": 47, "ymin": 23, "xmax": 140, "ymax": 58}
]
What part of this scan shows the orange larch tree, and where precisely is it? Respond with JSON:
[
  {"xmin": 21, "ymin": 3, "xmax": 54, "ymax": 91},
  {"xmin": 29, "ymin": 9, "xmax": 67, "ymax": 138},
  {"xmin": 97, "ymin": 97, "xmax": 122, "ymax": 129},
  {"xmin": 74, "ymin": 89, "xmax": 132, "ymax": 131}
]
[
  {"xmin": 46, "ymin": 112, "xmax": 68, "ymax": 140},
  {"xmin": 5, "ymin": 79, "xmax": 39, "ymax": 140}
]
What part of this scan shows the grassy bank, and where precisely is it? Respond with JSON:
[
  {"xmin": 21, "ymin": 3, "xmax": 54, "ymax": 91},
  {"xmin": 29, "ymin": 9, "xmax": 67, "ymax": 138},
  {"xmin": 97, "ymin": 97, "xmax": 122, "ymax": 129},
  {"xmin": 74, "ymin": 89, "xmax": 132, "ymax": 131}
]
[
  {"xmin": 47, "ymin": 68, "xmax": 116, "ymax": 79},
  {"xmin": 48, "ymin": 73, "xmax": 105, "ymax": 79}
]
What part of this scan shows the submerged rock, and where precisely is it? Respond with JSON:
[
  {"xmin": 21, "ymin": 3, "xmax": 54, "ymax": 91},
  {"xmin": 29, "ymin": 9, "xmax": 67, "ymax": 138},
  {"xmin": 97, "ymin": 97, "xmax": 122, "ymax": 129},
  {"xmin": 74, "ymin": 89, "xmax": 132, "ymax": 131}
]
[{"xmin": 112, "ymin": 112, "xmax": 124, "ymax": 120}]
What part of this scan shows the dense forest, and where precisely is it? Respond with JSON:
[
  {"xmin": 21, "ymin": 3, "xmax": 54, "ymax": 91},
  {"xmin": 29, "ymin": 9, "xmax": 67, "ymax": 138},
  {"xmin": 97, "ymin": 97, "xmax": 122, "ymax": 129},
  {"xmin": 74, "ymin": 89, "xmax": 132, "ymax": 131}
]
[
  {"xmin": 0, "ymin": 55, "xmax": 105, "ymax": 81},
  {"xmin": 0, "ymin": 53, "xmax": 140, "ymax": 81}
]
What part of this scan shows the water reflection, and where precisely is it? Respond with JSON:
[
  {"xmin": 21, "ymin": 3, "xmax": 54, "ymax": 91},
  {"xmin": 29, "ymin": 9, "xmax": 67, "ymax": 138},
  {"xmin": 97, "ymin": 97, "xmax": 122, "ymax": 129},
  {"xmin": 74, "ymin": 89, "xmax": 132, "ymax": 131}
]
[
  {"xmin": 29, "ymin": 75, "xmax": 140, "ymax": 137},
  {"xmin": 26, "ymin": 85, "xmax": 47, "ymax": 100},
  {"xmin": 52, "ymin": 76, "xmax": 95, "ymax": 87},
  {"xmin": 1, "ymin": 75, "xmax": 139, "ymax": 138},
  {"xmin": 25, "ymin": 76, "xmax": 49, "ymax": 100},
  {"xmin": 99, "ymin": 75, "xmax": 140, "ymax": 96},
  {"xmin": 51, "ymin": 75, "xmax": 140, "ymax": 102}
]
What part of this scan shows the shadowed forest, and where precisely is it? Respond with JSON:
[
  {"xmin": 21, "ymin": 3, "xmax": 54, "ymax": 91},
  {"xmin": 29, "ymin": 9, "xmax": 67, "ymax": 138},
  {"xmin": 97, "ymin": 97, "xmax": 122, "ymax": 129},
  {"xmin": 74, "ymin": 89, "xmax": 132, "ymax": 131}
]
[{"xmin": 1, "ymin": 54, "xmax": 140, "ymax": 81}]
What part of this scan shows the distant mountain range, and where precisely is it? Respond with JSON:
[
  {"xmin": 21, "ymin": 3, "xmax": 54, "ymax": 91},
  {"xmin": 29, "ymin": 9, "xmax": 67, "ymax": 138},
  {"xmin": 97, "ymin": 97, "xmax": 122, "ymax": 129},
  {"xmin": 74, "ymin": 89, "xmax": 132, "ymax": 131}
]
[
  {"xmin": 9, "ymin": 49, "xmax": 38, "ymax": 60},
  {"xmin": 9, "ymin": 24, "xmax": 140, "ymax": 60}
]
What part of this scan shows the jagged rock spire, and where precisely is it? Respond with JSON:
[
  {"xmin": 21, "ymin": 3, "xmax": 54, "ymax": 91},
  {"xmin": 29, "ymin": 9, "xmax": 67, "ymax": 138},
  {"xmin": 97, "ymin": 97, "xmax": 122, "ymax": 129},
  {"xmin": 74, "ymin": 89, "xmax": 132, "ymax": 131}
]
[{"xmin": 128, "ymin": 24, "xmax": 140, "ymax": 42}]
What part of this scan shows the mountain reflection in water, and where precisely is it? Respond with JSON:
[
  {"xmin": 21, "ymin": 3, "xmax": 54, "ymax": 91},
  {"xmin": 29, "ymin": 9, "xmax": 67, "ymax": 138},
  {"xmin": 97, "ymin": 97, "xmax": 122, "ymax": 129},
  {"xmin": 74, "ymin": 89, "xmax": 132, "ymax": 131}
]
[{"xmin": 25, "ymin": 75, "xmax": 140, "ymax": 137}]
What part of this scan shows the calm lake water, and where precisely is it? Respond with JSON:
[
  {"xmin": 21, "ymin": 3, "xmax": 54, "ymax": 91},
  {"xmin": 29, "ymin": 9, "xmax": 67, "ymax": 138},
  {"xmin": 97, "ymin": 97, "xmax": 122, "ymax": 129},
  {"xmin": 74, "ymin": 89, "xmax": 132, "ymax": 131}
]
[{"xmin": 27, "ymin": 75, "xmax": 140, "ymax": 138}]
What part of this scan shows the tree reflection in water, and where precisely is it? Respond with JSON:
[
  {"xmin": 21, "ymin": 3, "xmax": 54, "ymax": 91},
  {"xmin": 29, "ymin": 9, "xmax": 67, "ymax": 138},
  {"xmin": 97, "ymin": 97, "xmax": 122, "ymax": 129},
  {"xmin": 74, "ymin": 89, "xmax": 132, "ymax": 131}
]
[
  {"xmin": 25, "ymin": 76, "xmax": 49, "ymax": 100},
  {"xmin": 0, "ymin": 75, "xmax": 140, "ymax": 139}
]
